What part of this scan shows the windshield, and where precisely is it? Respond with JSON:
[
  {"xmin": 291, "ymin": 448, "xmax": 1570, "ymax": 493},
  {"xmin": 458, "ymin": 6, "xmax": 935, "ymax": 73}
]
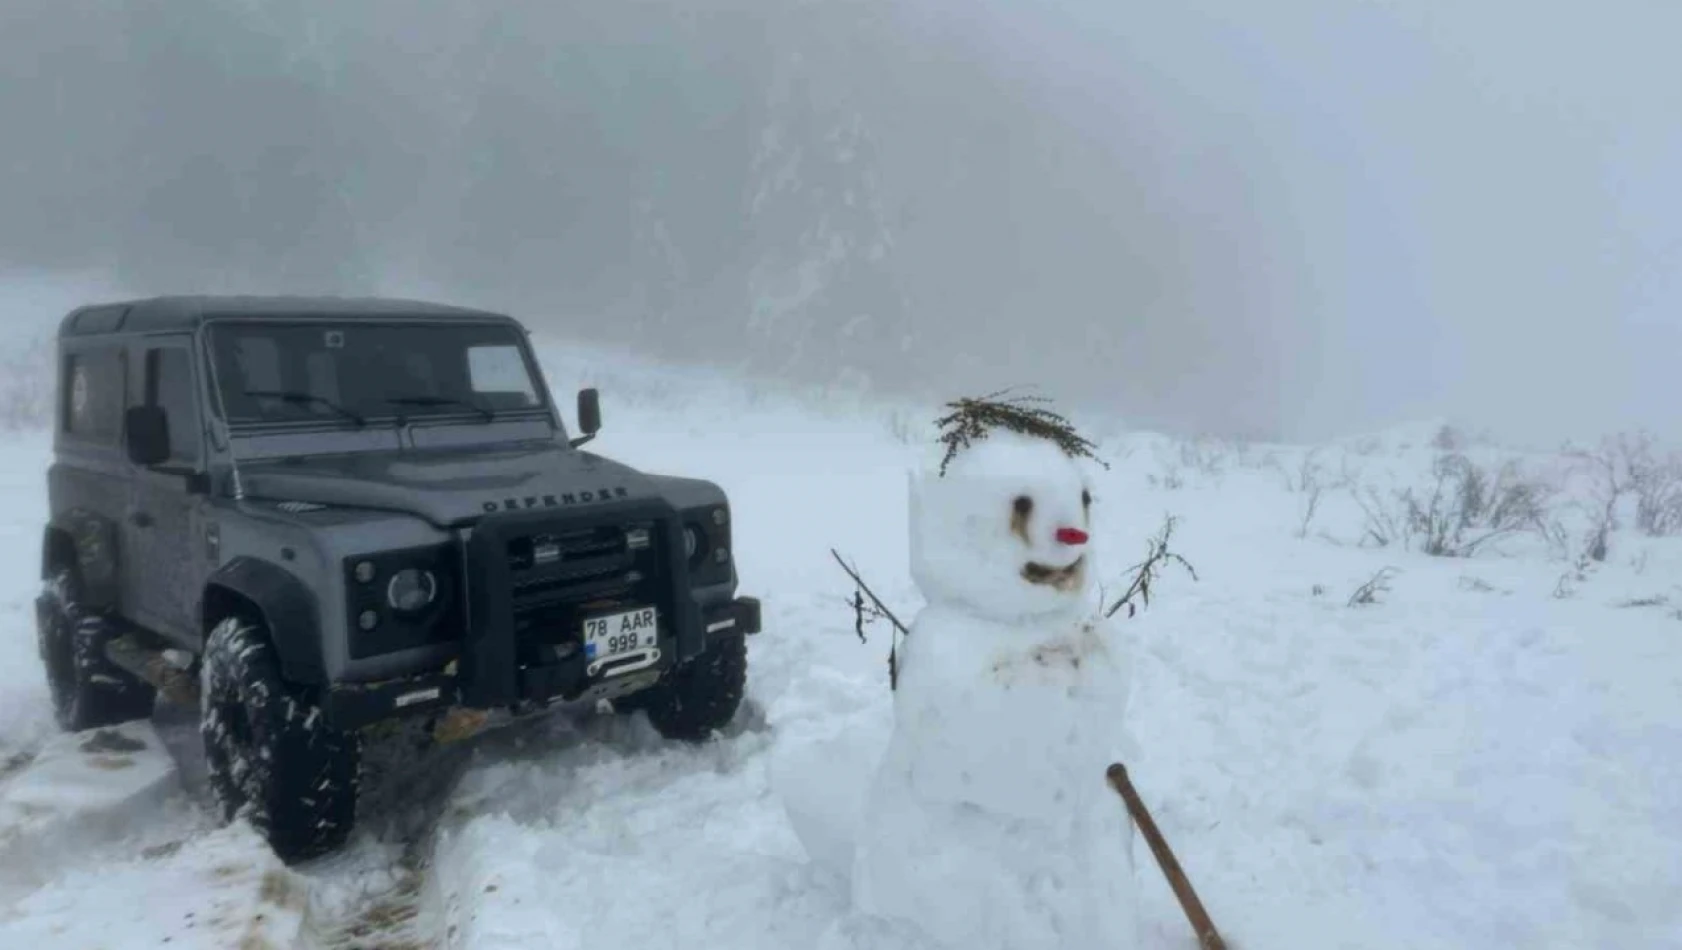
[{"xmin": 207, "ymin": 320, "xmax": 547, "ymax": 427}]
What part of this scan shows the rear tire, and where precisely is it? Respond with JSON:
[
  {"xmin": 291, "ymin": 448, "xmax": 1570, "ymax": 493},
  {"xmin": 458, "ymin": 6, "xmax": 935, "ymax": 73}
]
[
  {"xmin": 200, "ymin": 616, "xmax": 360, "ymax": 863},
  {"xmin": 35, "ymin": 568, "xmax": 156, "ymax": 732},
  {"xmin": 625, "ymin": 634, "xmax": 748, "ymax": 742}
]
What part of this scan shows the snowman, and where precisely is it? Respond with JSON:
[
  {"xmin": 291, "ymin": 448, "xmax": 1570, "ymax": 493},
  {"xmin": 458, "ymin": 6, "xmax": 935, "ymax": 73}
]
[{"xmin": 843, "ymin": 424, "xmax": 1141, "ymax": 950}]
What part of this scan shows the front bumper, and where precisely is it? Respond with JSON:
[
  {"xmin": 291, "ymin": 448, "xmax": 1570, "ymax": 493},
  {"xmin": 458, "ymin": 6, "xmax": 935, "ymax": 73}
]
[{"xmin": 324, "ymin": 594, "xmax": 761, "ymax": 730}]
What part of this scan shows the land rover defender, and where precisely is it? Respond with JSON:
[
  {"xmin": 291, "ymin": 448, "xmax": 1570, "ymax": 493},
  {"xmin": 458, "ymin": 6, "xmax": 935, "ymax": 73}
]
[{"xmin": 36, "ymin": 296, "xmax": 761, "ymax": 861}]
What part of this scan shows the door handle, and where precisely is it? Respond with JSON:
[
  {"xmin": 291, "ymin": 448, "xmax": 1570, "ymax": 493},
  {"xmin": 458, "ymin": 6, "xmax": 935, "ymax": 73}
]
[{"xmin": 130, "ymin": 511, "xmax": 154, "ymax": 528}]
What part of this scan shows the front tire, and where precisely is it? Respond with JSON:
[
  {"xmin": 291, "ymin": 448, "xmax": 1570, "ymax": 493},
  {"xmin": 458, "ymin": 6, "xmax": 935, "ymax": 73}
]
[
  {"xmin": 200, "ymin": 616, "xmax": 360, "ymax": 863},
  {"xmin": 624, "ymin": 634, "xmax": 748, "ymax": 742},
  {"xmin": 35, "ymin": 568, "xmax": 156, "ymax": 732}
]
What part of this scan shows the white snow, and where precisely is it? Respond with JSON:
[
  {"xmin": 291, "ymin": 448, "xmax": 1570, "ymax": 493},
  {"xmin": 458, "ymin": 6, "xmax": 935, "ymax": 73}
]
[
  {"xmin": 0, "ymin": 339, "xmax": 1677, "ymax": 948},
  {"xmin": 0, "ymin": 720, "xmax": 179, "ymax": 897}
]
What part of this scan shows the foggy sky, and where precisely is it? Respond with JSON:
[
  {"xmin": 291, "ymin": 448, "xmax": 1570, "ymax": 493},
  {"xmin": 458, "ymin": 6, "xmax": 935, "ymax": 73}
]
[{"xmin": 2, "ymin": 0, "xmax": 1677, "ymax": 446}]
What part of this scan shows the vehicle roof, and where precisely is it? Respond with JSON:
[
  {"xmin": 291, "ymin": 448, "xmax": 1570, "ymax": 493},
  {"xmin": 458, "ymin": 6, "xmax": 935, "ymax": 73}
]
[{"xmin": 58, "ymin": 295, "xmax": 519, "ymax": 338}]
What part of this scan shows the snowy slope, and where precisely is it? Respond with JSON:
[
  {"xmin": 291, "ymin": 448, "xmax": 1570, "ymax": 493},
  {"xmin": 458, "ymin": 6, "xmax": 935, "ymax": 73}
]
[{"xmin": 0, "ymin": 343, "xmax": 1678, "ymax": 949}]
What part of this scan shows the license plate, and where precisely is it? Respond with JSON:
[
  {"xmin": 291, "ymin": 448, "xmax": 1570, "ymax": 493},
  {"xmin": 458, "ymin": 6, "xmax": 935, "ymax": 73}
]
[{"xmin": 583, "ymin": 607, "xmax": 659, "ymax": 666}]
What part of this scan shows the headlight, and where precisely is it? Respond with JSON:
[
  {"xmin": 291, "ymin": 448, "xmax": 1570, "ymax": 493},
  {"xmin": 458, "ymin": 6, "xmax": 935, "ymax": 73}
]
[
  {"xmin": 386, "ymin": 568, "xmax": 438, "ymax": 614},
  {"xmin": 684, "ymin": 525, "xmax": 702, "ymax": 559}
]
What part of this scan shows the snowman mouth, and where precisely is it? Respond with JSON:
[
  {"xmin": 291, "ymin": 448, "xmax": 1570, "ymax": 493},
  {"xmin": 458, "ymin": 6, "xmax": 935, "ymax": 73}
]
[{"xmin": 1021, "ymin": 555, "xmax": 1087, "ymax": 592}]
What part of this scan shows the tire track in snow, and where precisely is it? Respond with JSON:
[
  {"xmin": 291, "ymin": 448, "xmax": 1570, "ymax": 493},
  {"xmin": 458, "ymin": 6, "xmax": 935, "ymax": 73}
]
[
  {"xmin": 154, "ymin": 703, "xmax": 450, "ymax": 950},
  {"xmin": 289, "ymin": 721, "xmax": 470, "ymax": 950},
  {"xmin": 287, "ymin": 700, "xmax": 778, "ymax": 950}
]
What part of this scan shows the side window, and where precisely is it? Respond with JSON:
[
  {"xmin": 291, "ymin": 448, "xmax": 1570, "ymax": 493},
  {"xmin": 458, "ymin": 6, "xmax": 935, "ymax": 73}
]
[
  {"xmin": 144, "ymin": 347, "xmax": 201, "ymax": 464},
  {"xmin": 61, "ymin": 347, "xmax": 125, "ymax": 444}
]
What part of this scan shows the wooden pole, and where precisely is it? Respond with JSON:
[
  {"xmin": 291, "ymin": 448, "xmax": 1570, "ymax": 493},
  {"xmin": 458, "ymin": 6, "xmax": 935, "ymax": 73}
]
[{"xmin": 1106, "ymin": 763, "xmax": 1227, "ymax": 950}]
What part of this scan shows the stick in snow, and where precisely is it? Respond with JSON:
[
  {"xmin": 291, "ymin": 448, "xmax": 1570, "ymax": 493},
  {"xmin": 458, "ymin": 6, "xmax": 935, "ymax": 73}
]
[{"xmin": 1107, "ymin": 763, "xmax": 1228, "ymax": 950}]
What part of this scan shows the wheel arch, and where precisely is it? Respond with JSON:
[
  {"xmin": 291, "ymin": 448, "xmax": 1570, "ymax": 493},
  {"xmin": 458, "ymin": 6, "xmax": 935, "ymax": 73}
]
[
  {"xmin": 201, "ymin": 558, "xmax": 327, "ymax": 685},
  {"xmin": 42, "ymin": 509, "xmax": 121, "ymax": 609}
]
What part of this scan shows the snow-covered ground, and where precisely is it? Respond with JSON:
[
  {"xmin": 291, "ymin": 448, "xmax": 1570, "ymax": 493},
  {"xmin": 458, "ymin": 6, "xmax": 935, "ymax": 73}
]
[{"xmin": 0, "ymin": 339, "xmax": 1678, "ymax": 949}]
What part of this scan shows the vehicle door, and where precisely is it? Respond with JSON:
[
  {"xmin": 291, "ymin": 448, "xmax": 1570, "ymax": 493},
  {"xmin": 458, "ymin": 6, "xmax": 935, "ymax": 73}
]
[{"xmin": 122, "ymin": 338, "xmax": 209, "ymax": 643}]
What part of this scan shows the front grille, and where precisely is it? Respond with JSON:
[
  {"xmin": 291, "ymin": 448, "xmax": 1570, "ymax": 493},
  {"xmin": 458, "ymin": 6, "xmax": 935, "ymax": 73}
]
[
  {"xmin": 459, "ymin": 499, "xmax": 697, "ymax": 707},
  {"xmin": 502, "ymin": 520, "xmax": 667, "ymax": 661}
]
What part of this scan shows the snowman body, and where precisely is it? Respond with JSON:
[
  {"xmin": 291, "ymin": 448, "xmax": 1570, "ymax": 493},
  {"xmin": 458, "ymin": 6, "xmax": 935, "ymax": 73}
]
[{"xmin": 848, "ymin": 432, "xmax": 1140, "ymax": 949}]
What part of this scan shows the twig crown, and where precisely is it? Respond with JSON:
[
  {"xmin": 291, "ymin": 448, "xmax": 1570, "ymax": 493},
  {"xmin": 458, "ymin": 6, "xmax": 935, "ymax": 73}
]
[{"xmin": 934, "ymin": 389, "xmax": 1109, "ymax": 477}]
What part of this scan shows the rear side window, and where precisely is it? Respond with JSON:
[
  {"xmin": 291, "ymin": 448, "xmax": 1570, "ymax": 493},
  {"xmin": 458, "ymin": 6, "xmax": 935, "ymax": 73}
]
[
  {"xmin": 61, "ymin": 347, "xmax": 125, "ymax": 444},
  {"xmin": 144, "ymin": 347, "xmax": 201, "ymax": 464}
]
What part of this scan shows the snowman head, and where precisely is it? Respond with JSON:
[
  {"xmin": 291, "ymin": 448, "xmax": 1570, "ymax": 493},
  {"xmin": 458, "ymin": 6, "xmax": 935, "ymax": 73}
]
[{"xmin": 909, "ymin": 429, "xmax": 1098, "ymax": 622}]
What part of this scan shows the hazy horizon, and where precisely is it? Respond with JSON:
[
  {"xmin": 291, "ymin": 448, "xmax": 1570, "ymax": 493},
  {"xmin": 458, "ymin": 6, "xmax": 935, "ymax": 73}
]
[{"xmin": 3, "ymin": 1, "xmax": 1677, "ymax": 448}]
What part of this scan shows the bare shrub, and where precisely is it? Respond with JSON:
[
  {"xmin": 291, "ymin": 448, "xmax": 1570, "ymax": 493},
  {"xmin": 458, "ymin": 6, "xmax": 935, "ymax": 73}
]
[
  {"xmin": 885, "ymin": 408, "xmax": 920, "ymax": 445},
  {"xmin": 1353, "ymin": 484, "xmax": 1406, "ymax": 549},
  {"xmin": 1178, "ymin": 437, "xmax": 1227, "ymax": 479},
  {"xmin": 1457, "ymin": 576, "xmax": 1504, "ymax": 594},
  {"xmin": 1614, "ymin": 594, "xmax": 1669, "ymax": 609},
  {"xmin": 1572, "ymin": 432, "xmax": 1682, "ymax": 539},
  {"xmin": 1431, "ymin": 424, "xmax": 1466, "ymax": 452},
  {"xmin": 1357, "ymin": 452, "xmax": 1555, "ymax": 557},
  {"xmin": 1280, "ymin": 449, "xmax": 1323, "ymax": 493},
  {"xmin": 1284, "ymin": 449, "xmax": 1349, "ymax": 539},
  {"xmin": 1296, "ymin": 483, "xmax": 1327, "ymax": 540},
  {"xmin": 1567, "ymin": 439, "xmax": 1628, "ymax": 554},
  {"xmin": 1633, "ymin": 459, "xmax": 1682, "ymax": 537},
  {"xmin": 1147, "ymin": 461, "xmax": 1185, "ymax": 491},
  {"xmin": 1554, "ymin": 551, "xmax": 1595, "ymax": 599}
]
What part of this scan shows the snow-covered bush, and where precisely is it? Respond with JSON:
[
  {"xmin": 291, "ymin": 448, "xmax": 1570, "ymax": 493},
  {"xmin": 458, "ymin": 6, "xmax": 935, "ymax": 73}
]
[
  {"xmin": 1627, "ymin": 445, "xmax": 1682, "ymax": 538},
  {"xmin": 1178, "ymin": 436, "xmax": 1228, "ymax": 479},
  {"xmin": 1566, "ymin": 431, "xmax": 1682, "ymax": 544}
]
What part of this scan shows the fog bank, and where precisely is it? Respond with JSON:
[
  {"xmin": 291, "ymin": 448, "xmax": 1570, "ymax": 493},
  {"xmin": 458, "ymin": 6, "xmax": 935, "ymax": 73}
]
[{"xmin": 2, "ymin": 1, "xmax": 1677, "ymax": 445}]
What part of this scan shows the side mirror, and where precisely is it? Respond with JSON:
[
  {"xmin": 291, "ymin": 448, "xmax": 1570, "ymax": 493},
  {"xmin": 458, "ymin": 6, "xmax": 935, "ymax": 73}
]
[
  {"xmin": 571, "ymin": 388, "xmax": 602, "ymax": 447},
  {"xmin": 124, "ymin": 406, "xmax": 171, "ymax": 467}
]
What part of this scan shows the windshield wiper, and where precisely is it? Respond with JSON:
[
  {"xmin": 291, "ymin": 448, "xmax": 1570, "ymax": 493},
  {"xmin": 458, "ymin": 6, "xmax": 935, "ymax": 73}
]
[
  {"xmin": 383, "ymin": 395, "xmax": 495, "ymax": 422},
  {"xmin": 242, "ymin": 390, "xmax": 367, "ymax": 427}
]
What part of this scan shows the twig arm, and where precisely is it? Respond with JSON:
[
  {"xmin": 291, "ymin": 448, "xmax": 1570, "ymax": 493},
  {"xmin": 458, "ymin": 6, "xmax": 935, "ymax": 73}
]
[{"xmin": 830, "ymin": 549, "xmax": 910, "ymax": 636}]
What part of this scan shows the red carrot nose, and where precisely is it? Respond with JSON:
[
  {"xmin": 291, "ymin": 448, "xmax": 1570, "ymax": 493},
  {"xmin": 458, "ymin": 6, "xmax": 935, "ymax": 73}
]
[{"xmin": 1055, "ymin": 527, "xmax": 1089, "ymax": 546}]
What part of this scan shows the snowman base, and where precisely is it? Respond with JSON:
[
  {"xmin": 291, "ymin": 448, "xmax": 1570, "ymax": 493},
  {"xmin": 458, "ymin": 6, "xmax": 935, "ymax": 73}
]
[{"xmin": 841, "ymin": 605, "xmax": 1140, "ymax": 950}]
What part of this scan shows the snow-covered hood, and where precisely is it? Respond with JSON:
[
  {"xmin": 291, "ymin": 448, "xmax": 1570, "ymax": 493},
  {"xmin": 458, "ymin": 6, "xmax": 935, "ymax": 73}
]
[{"xmin": 239, "ymin": 443, "xmax": 660, "ymax": 527}]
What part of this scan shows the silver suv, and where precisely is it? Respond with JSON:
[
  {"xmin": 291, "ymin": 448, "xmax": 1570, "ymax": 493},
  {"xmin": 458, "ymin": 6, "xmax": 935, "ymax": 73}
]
[{"xmin": 36, "ymin": 296, "xmax": 761, "ymax": 862}]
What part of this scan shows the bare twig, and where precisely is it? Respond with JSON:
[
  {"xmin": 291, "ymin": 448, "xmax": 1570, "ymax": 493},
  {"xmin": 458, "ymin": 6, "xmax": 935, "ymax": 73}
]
[
  {"xmin": 831, "ymin": 549, "xmax": 910, "ymax": 689},
  {"xmin": 1296, "ymin": 481, "xmax": 1325, "ymax": 539},
  {"xmin": 1107, "ymin": 763, "xmax": 1227, "ymax": 950},
  {"xmin": 1103, "ymin": 515, "xmax": 1199, "ymax": 619},
  {"xmin": 1347, "ymin": 567, "xmax": 1398, "ymax": 607},
  {"xmin": 1613, "ymin": 594, "xmax": 1669, "ymax": 609},
  {"xmin": 1553, "ymin": 551, "xmax": 1594, "ymax": 600}
]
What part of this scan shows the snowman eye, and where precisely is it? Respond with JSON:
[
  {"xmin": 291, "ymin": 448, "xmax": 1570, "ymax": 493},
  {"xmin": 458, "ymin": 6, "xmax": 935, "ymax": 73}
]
[{"xmin": 1009, "ymin": 495, "xmax": 1034, "ymax": 543}]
